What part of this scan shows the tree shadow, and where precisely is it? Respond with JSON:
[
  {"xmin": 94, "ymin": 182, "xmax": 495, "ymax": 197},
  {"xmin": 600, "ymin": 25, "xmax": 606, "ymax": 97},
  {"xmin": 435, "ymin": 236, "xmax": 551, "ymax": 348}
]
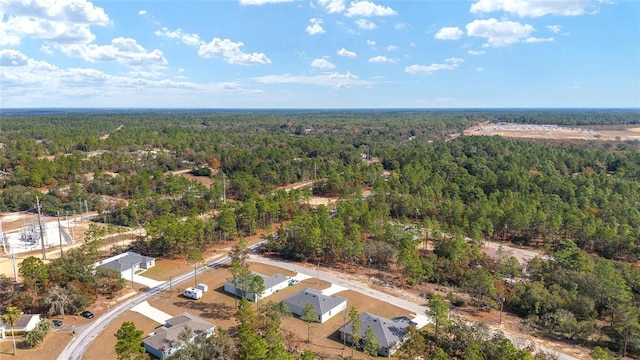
[{"xmin": 173, "ymin": 299, "xmax": 235, "ymax": 320}]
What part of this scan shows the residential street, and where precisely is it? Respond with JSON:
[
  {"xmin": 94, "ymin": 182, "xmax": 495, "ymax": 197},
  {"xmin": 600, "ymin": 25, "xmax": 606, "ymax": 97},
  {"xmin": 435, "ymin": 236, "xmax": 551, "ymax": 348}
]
[
  {"xmin": 58, "ymin": 243, "xmax": 579, "ymax": 360},
  {"xmin": 249, "ymin": 255, "xmax": 580, "ymax": 360}
]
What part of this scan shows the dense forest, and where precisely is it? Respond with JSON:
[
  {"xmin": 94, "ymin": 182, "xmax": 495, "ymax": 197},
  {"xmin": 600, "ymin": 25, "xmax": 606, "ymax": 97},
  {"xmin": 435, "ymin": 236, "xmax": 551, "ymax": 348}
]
[{"xmin": 0, "ymin": 109, "xmax": 638, "ymax": 359}]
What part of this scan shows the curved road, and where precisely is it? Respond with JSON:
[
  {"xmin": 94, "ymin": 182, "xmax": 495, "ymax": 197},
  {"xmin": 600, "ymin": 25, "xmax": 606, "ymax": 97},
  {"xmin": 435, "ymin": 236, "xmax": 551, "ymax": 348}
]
[
  {"xmin": 251, "ymin": 255, "xmax": 578, "ymax": 360},
  {"xmin": 60, "ymin": 241, "xmax": 576, "ymax": 360},
  {"xmin": 58, "ymin": 241, "xmax": 263, "ymax": 360}
]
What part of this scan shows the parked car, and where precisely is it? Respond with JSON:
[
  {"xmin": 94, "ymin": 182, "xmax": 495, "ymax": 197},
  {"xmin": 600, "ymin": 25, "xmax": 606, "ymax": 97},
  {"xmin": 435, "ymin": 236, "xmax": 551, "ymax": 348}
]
[
  {"xmin": 52, "ymin": 320, "xmax": 63, "ymax": 327},
  {"xmin": 80, "ymin": 311, "xmax": 94, "ymax": 319}
]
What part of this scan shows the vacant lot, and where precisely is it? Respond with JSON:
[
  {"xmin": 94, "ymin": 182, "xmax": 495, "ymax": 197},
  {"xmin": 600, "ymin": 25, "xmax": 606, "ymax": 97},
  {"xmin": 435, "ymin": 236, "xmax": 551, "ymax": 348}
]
[{"xmin": 465, "ymin": 123, "xmax": 640, "ymax": 141}]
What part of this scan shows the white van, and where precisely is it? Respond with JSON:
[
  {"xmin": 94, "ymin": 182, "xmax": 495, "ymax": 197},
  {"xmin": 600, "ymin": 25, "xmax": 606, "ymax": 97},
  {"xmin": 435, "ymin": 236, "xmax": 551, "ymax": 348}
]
[{"xmin": 183, "ymin": 287, "xmax": 203, "ymax": 300}]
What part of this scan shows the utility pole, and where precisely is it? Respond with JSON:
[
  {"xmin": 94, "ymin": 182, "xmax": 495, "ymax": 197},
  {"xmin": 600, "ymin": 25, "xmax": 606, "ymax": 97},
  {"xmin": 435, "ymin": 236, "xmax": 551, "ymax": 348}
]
[
  {"xmin": 71, "ymin": 211, "xmax": 76, "ymax": 242},
  {"xmin": 222, "ymin": 172, "xmax": 226, "ymax": 204},
  {"xmin": 36, "ymin": 196, "xmax": 46, "ymax": 260},
  {"xmin": 10, "ymin": 251, "xmax": 18, "ymax": 282},
  {"xmin": 57, "ymin": 211, "xmax": 64, "ymax": 259},
  {"xmin": 499, "ymin": 294, "xmax": 505, "ymax": 325}
]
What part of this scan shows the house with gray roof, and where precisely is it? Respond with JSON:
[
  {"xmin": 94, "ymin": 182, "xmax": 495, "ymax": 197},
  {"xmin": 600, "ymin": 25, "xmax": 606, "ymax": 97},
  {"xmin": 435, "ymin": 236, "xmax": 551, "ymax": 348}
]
[
  {"xmin": 142, "ymin": 312, "xmax": 215, "ymax": 359},
  {"xmin": 224, "ymin": 272, "xmax": 289, "ymax": 302},
  {"xmin": 94, "ymin": 251, "xmax": 155, "ymax": 278},
  {"xmin": 0, "ymin": 314, "xmax": 41, "ymax": 335},
  {"xmin": 284, "ymin": 287, "xmax": 347, "ymax": 323},
  {"xmin": 340, "ymin": 312, "xmax": 415, "ymax": 357}
]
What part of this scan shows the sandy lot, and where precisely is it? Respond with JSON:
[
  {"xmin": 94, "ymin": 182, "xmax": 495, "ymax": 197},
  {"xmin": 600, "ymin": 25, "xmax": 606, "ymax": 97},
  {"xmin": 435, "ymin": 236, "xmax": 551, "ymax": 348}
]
[
  {"xmin": 465, "ymin": 123, "xmax": 640, "ymax": 141},
  {"xmin": 79, "ymin": 258, "xmax": 410, "ymax": 360}
]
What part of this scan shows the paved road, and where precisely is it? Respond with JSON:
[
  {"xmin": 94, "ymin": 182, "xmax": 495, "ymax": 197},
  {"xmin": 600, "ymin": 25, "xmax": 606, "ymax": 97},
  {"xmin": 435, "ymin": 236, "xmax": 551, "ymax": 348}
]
[
  {"xmin": 250, "ymin": 255, "xmax": 579, "ymax": 360},
  {"xmin": 59, "ymin": 241, "xmax": 576, "ymax": 360},
  {"xmin": 58, "ymin": 254, "xmax": 230, "ymax": 359},
  {"xmin": 58, "ymin": 241, "xmax": 265, "ymax": 360},
  {"xmin": 249, "ymin": 255, "xmax": 428, "ymax": 317}
]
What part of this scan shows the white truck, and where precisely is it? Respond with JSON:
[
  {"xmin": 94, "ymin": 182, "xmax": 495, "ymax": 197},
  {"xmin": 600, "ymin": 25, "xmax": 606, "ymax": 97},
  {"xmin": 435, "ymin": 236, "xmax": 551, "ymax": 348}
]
[{"xmin": 183, "ymin": 287, "xmax": 203, "ymax": 300}]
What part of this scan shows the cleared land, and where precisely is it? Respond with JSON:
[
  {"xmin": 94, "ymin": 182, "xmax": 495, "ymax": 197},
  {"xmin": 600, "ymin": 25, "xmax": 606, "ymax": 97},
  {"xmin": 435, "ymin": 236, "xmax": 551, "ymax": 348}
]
[
  {"xmin": 80, "ymin": 259, "xmax": 409, "ymax": 360},
  {"xmin": 465, "ymin": 123, "xmax": 640, "ymax": 141}
]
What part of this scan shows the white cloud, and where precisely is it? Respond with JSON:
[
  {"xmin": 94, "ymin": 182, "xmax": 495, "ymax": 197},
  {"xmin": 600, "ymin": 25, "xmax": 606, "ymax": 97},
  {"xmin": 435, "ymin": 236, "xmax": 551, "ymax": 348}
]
[
  {"xmin": 546, "ymin": 25, "xmax": 562, "ymax": 33},
  {"xmin": 0, "ymin": 49, "xmax": 256, "ymax": 107},
  {"xmin": 0, "ymin": 0, "xmax": 110, "ymax": 45},
  {"xmin": 254, "ymin": 71, "xmax": 372, "ymax": 89},
  {"xmin": 311, "ymin": 58, "xmax": 336, "ymax": 69},
  {"xmin": 127, "ymin": 70, "xmax": 164, "ymax": 79},
  {"xmin": 345, "ymin": 1, "xmax": 397, "ymax": 17},
  {"xmin": 198, "ymin": 37, "xmax": 271, "ymax": 65},
  {"xmin": 476, "ymin": 67, "xmax": 484, "ymax": 71},
  {"xmin": 466, "ymin": 18, "xmax": 535, "ymax": 47},
  {"xmin": 239, "ymin": 0, "xmax": 293, "ymax": 4},
  {"xmin": 41, "ymin": 44, "xmax": 54, "ymax": 55},
  {"xmin": 366, "ymin": 39, "xmax": 376, "ymax": 46},
  {"xmin": 386, "ymin": 45, "xmax": 398, "ymax": 51},
  {"xmin": 356, "ymin": 18, "xmax": 377, "ymax": 30},
  {"xmin": 138, "ymin": 10, "xmax": 147, "ymax": 15},
  {"xmin": 405, "ymin": 63, "xmax": 457, "ymax": 74},
  {"xmin": 58, "ymin": 38, "xmax": 167, "ymax": 67},
  {"xmin": 525, "ymin": 36, "xmax": 554, "ymax": 43},
  {"xmin": 470, "ymin": 0, "xmax": 602, "ymax": 17},
  {"xmin": 155, "ymin": 27, "xmax": 203, "ymax": 47},
  {"xmin": 467, "ymin": 50, "xmax": 485, "ymax": 55},
  {"xmin": 317, "ymin": 0, "xmax": 345, "ymax": 13},
  {"xmin": 445, "ymin": 57, "xmax": 464, "ymax": 64},
  {"xmin": 395, "ymin": 22, "xmax": 409, "ymax": 30},
  {"xmin": 405, "ymin": 57, "xmax": 463, "ymax": 74},
  {"xmin": 368, "ymin": 55, "xmax": 394, "ymax": 63},
  {"xmin": 337, "ymin": 48, "xmax": 357, "ymax": 57},
  {"xmin": 0, "ymin": 49, "xmax": 31, "ymax": 67},
  {"xmin": 306, "ymin": 18, "xmax": 325, "ymax": 35},
  {"xmin": 435, "ymin": 27, "xmax": 464, "ymax": 40}
]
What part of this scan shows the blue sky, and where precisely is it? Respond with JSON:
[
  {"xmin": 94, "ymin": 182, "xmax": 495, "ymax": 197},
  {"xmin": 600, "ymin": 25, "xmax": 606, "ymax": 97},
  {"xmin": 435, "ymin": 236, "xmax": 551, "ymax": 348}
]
[{"xmin": 1, "ymin": 0, "xmax": 639, "ymax": 108}]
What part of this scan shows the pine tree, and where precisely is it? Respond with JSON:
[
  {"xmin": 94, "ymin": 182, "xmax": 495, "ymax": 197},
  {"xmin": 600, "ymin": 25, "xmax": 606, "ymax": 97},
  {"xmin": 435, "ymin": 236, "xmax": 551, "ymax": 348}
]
[{"xmin": 114, "ymin": 321, "xmax": 146, "ymax": 360}]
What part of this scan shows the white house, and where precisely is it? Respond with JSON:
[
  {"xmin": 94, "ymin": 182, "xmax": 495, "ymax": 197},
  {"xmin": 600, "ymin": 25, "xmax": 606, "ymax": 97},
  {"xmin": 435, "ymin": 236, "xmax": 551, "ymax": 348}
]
[
  {"xmin": 340, "ymin": 312, "xmax": 415, "ymax": 357},
  {"xmin": 142, "ymin": 312, "xmax": 215, "ymax": 359},
  {"xmin": 284, "ymin": 287, "xmax": 347, "ymax": 323},
  {"xmin": 224, "ymin": 272, "xmax": 290, "ymax": 302},
  {"xmin": 94, "ymin": 251, "xmax": 155, "ymax": 278},
  {"xmin": 0, "ymin": 314, "xmax": 41, "ymax": 334}
]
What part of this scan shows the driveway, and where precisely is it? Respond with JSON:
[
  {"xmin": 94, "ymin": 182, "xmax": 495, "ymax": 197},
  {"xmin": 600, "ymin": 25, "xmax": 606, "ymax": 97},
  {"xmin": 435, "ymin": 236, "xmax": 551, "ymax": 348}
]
[
  {"xmin": 321, "ymin": 283, "xmax": 347, "ymax": 296},
  {"xmin": 130, "ymin": 300, "xmax": 173, "ymax": 324},
  {"xmin": 122, "ymin": 269, "xmax": 166, "ymax": 288}
]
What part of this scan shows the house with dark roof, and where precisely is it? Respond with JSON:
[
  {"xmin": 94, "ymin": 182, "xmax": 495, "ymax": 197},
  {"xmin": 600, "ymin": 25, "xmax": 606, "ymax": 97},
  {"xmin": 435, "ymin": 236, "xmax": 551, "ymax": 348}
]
[
  {"xmin": 283, "ymin": 287, "xmax": 347, "ymax": 323},
  {"xmin": 340, "ymin": 312, "xmax": 415, "ymax": 357},
  {"xmin": 142, "ymin": 312, "xmax": 215, "ymax": 359},
  {"xmin": 94, "ymin": 251, "xmax": 155, "ymax": 278},
  {"xmin": 224, "ymin": 272, "xmax": 290, "ymax": 302}
]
